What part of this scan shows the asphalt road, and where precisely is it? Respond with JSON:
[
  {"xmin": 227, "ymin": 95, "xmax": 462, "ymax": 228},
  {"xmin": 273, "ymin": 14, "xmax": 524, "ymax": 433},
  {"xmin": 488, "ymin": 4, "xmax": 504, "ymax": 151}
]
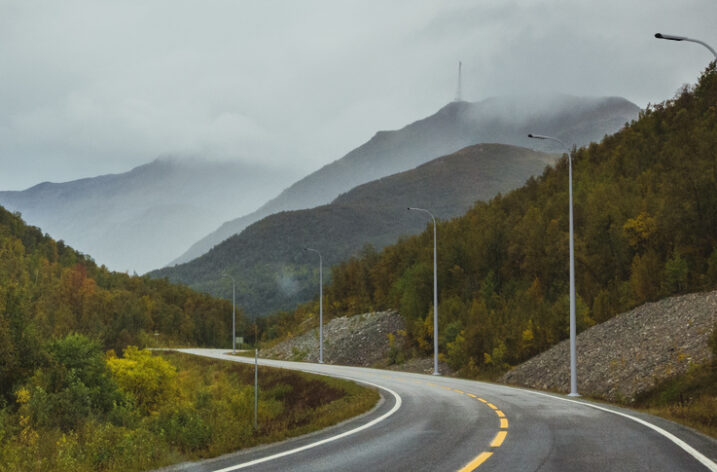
[{"xmin": 162, "ymin": 349, "xmax": 717, "ymax": 472}]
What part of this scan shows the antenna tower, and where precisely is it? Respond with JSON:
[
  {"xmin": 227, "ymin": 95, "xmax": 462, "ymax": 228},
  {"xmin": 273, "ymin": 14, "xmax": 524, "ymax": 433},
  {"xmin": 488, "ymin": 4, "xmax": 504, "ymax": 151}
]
[{"xmin": 454, "ymin": 61, "xmax": 463, "ymax": 102}]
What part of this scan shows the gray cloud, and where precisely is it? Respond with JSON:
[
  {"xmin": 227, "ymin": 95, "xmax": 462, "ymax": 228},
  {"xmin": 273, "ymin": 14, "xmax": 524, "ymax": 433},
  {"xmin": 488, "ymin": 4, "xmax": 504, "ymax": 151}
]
[{"xmin": 1, "ymin": 0, "xmax": 715, "ymax": 190}]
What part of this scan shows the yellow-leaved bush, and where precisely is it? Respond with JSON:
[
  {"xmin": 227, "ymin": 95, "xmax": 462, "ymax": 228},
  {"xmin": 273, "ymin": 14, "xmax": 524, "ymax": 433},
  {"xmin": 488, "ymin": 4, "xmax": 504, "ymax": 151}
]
[{"xmin": 107, "ymin": 347, "xmax": 179, "ymax": 414}]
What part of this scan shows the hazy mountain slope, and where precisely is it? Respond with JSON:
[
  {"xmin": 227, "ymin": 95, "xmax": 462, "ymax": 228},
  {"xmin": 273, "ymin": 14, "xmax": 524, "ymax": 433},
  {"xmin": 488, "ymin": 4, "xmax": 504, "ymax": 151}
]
[
  {"xmin": 265, "ymin": 65, "xmax": 717, "ymax": 382},
  {"xmin": 151, "ymin": 143, "xmax": 557, "ymax": 316},
  {"xmin": 0, "ymin": 157, "xmax": 298, "ymax": 273},
  {"xmin": 173, "ymin": 95, "xmax": 639, "ymax": 265}
]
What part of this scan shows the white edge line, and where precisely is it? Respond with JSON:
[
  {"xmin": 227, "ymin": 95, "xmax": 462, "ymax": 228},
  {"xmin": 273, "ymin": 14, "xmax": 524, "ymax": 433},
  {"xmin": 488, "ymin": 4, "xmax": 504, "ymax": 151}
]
[
  {"xmin": 198, "ymin": 358, "xmax": 402, "ymax": 471},
  {"xmin": 526, "ymin": 390, "xmax": 717, "ymax": 472}
]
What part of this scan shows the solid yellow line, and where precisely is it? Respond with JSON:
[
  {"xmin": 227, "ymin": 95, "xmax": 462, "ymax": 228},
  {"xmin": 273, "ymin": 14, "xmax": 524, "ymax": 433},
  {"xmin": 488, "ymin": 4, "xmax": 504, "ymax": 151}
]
[
  {"xmin": 458, "ymin": 451, "xmax": 493, "ymax": 472},
  {"xmin": 500, "ymin": 418, "xmax": 509, "ymax": 429},
  {"xmin": 490, "ymin": 431, "xmax": 507, "ymax": 447},
  {"xmin": 496, "ymin": 410, "xmax": 505, "ymax": 418},
  {"xmin": 486, "ymin": 403, "xmax": 498, "ymax": 410}
]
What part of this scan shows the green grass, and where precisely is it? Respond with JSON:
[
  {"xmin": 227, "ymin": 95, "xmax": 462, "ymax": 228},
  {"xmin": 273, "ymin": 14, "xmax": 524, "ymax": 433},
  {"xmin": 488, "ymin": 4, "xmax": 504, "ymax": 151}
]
[{"xmin": 629, "ymin": 361, "xmax": 717, "ymax": 438}]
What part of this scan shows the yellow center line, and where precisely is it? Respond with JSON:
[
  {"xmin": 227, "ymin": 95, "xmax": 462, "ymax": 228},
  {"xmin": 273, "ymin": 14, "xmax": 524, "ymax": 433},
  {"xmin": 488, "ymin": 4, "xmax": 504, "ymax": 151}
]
[
  {"xmin": 486, "ymin": 403, "xmax": 498, "ymax": 410},
  {"xmin": 500, "ymin": 418, "xmax": 509, "ymax": 429},
  {"xmin": 453, "ymin": 389, "xmax": 465, "ymax": 394},
  {"xmin": 458, "ymin": 451, "xmax": 493, "ymax": 472},
  {"xmin": 495, "ymin": 410, "xmax": 505, "ymax": 418},
  {"xmin": 467, "ymin": 393, "xmax": 477, "ymax": 398},
  {"xmin": 477, "ymin": 398, "xmax": 488, "ymax": 403},
  {"xmin": 490, "ymin": 430, "xmax": 507, "ymax": 448}
]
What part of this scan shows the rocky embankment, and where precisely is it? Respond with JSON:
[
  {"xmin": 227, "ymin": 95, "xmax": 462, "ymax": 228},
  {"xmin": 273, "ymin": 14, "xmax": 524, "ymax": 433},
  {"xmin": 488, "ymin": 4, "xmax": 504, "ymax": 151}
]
[
  {"xmin": 502, "ymin": 290, "xmax": 717, "ymax": 402},
  {"xmin": 261, "ymin": 310, "xmax": 405, "ymax": 367}
]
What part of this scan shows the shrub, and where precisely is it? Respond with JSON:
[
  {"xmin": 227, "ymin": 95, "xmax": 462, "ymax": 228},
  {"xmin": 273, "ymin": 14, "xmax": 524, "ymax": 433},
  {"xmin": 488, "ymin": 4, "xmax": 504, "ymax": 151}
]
[{"xmin": 107, "ymin": 347, "xmax": 178, "ymax": 414}]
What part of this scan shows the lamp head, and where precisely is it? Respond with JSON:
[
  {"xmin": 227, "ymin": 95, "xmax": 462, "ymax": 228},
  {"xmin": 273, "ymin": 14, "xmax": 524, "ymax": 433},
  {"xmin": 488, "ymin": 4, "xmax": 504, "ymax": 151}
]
[{"xmin": 655, "ymin": 33, "xmax": 685, "ymax": 41}]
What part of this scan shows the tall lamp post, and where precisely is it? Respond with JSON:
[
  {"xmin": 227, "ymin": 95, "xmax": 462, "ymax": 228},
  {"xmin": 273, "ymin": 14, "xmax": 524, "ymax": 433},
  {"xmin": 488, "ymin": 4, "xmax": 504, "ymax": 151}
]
[
  {"xmin": 527, "ymin": 134, "xmax": 579, "ymax": 397},
  {"xmin": 654, "ymin": 33, "xmax": 717, "ymax": 59},
  {"xmin": 304, "ymin": 247, "xmax": 324, "ymax": 364},
  {"xmin": 407, "ymin": 207, "xmax": 440, "ymax": 376},
  {"xmin": 222, "ymin": 273, "xmax": 237, "ymax": 354}
]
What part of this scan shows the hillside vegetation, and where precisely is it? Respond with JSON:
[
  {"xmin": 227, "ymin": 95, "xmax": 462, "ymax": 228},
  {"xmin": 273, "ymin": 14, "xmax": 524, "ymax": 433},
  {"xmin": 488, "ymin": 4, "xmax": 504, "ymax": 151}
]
[
  {"xmin": 0, "ymin": 206, "xmax": 247, "ymax": 404},
  {"xmin": 175, "ymin": 95, "xmax": 638, "ymax": 264},
  {"xmin": 261, "ymin": 65, "xmax": 717, "ymax": 379},
  {"xmin": 153, "ymin": 144, "xmax": 556, "ymax": 317},
  {"xmin": 0, "ymin": 345, "xmax": 378, "ymax": 471}
]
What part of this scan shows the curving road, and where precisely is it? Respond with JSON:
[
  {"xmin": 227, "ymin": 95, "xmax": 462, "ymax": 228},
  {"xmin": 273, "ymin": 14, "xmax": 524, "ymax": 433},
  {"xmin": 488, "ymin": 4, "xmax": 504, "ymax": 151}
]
[{"xmin": 164, "ymin": 349, "xmax": 717, "ymax": 472}]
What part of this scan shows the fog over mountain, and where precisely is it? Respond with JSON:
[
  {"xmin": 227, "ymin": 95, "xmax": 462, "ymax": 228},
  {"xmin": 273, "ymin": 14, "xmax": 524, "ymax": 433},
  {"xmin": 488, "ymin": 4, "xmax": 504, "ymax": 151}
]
[
  {"xmin": 172, "ymin": 94, "xmax": 639, "ymax": 265},
  {"xmin": 0, "ymin": 157, "xmax": 298, "ymax": 273},
  {"xmin": 151, "ymin": 143, "xmax": 558, "ymax": 316}
]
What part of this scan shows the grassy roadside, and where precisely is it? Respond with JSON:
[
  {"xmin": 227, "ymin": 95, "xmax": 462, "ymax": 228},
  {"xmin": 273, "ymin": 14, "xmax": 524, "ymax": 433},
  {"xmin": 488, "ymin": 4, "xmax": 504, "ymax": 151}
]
[
  {"xmin": 625, "ymin": 327, "xmax": 717, "ymax": 438},
  {"xmin": 0, "ymin": 348, "xmax": 379, "ymax": 472}
]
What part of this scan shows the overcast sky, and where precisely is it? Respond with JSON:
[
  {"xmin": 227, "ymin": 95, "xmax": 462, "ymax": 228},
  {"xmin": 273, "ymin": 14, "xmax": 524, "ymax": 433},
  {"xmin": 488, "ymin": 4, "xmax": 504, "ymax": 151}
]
[{"xmin": 1, "ymin": 0, "xmax": 715, "ymax": 190}]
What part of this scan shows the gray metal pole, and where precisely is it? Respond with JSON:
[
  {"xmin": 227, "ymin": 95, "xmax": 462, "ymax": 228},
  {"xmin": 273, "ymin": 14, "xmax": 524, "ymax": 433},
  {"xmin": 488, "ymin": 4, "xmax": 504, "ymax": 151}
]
[
  {"xmin": 432, "ymin": 218, "xmax": 439, "ymax": 376},
  {"xmin": 254, "ymin": 348, "xmax": 258, "ymax": 430},
  {"xmin": 655, "ymin": 33, "xmax": 717, "ymax": 59},
  {"xmin": 319, "ymin": 254, "xmax": 323, "ymax": 364},
  {"xmin": 407, "ymin": 207, "xmax": 440, "ymax": 375},
  {"xmin": 304, "ymin": 248, "xmax": 324, "ymax": 364},
  {"xmin": 528, "ymin": 134, "xmax": 579, "ymax": 396},
  {"xmin": 232, "ymin": 281, "xmax": 236, "ymax": 354},
  {"xmin": 222, "ymin": 273, "xmax": 236, "ymax": 354}
]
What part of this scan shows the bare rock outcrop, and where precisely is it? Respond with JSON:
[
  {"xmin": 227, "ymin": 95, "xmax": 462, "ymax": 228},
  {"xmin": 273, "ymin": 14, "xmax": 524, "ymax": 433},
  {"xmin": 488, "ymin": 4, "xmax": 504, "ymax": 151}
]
[
  {"xmin": 501, "ymin": 290, "xmax": 717, "ymax": 402},
  {"xmin": 260, "ymin": 310, "xmax": 405, "ymax": 367}
]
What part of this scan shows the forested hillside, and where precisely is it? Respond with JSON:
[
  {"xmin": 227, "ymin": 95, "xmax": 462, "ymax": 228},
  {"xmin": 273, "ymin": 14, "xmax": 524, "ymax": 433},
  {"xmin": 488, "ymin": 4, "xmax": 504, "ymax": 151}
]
[
  {"xmin": 175, "ymin": 95, "xmax": 638, "ymax": 265},
  {"xmin": 152, "ymin": 144, "xmax": 556, "ymax": 317},
  {"xmin": 0, "ymin": 207, "xmax": 243, "ymax": 402},
  {"xmin": 262, "ymin": 65, "xmax": 717, "ymax": 377}
]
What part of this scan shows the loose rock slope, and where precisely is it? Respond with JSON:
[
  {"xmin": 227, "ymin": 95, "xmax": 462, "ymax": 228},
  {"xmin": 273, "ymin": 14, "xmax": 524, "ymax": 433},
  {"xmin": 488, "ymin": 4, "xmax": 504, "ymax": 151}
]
[
  {"xmin": 261, "ymin": 310, "xmax": 405, "ymax": 366},
  {"xmin": 502, "ymin": 290, "xmax": 717, "ymax": 402}
]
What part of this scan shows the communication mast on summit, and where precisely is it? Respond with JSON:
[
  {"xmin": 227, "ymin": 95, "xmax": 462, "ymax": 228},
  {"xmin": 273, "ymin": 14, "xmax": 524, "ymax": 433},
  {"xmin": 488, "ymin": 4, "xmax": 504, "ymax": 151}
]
[{"xmin": 454, "ymin": 61, "xmax": 463, "ymax": 102}]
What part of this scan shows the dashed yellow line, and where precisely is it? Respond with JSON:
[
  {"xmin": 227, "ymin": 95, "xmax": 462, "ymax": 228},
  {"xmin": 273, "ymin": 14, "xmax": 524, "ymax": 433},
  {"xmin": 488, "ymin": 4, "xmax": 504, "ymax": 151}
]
[
  {"xmin": 459, "ymin": 396, "xmax": 510, "ymax": 471},
  {"xmin": 457, "ymin": 452, "xmax": 493, "ymax": 472},
  {"xmin": 490, "ymin": 430, "xmax": 507, "ymax": 447},
  {"xmin": 364, "ymin": 373, "xmax": 507, "ymax": 472}
]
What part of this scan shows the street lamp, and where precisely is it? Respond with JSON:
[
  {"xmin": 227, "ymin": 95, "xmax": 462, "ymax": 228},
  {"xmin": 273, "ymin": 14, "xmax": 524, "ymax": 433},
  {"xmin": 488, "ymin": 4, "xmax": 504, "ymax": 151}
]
[
  {"xmin": 304, "ymin": 247, "xmax": 324, "ymax": 364},
  {"xmin": 407, "ymin": 207, "xmax": 440, "ymax": 376},
  {"xmin": 527, "ymin": 134, "xmax": 579, "ymax": 397},
  {"xmin": 222, "ymin": 273, "xmax": 237, "ymax": 354},
  {"xmin": 654, "ymin": 33, "xmax": 717, "ymax": 59}
]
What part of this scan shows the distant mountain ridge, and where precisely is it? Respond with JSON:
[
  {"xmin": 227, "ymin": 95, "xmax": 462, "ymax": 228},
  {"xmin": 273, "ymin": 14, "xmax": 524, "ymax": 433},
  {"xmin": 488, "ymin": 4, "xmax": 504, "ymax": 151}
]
[
  {"xmin": 0, "ymin": 157, "xmax": 298, "ymax": 273},
  {"xmin": 151, "ymin": 143, "xmax": 558, "ymax": 316},
  {"xmin": 172, "ymin": 94, "xmax": 639, "ymax": 265}
]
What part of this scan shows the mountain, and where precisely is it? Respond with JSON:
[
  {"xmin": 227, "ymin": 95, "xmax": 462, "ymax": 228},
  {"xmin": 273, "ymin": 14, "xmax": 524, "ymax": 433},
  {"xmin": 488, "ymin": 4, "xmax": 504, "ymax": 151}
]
[
  {"xmin": 0, "ymin": 157, "xmax": 298, "ymax": 274},
  {"xmin": 260, "ymin": 64, "xmax": 717, "ymax": 381},
  {"xmin": 150, "ymin": 143, "xmax": 558, "ymax": 316},
  {"xmin": 172, "ymin": 94, "xmax": 640, "ymax": 265}
]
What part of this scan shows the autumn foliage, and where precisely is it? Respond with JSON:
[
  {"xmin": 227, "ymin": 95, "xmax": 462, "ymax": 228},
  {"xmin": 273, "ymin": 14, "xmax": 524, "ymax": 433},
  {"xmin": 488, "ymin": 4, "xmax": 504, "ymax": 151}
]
[{"xmin": 264, "ymin": 64, "xmax": 717, "ymax": 378}]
